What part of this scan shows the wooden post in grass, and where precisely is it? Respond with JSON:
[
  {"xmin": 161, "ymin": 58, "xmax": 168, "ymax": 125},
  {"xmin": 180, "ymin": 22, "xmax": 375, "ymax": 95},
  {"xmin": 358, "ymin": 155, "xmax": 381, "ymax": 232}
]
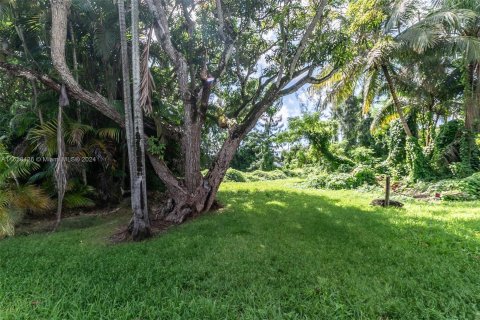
[{"xmin": 385, "ymin": 176, "xmax": 391, "ymax": 207}]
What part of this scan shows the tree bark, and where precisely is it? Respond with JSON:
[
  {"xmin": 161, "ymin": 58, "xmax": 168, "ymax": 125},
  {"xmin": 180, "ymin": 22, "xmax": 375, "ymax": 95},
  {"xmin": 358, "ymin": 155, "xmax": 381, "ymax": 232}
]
[
  {"xmin": 54, "ymin": 85, "xmax": 69, "ymax": 231},
  {"xmin": 129, "ymin": 0, "xmax": 151, "ymax": 240},
  {"xmin": 118, "ymin": 0, "xmax": 136, "ymax": 194},
  {"xmin": 465, "ymin": 62, "xmax": 480, "ymax": 132}
]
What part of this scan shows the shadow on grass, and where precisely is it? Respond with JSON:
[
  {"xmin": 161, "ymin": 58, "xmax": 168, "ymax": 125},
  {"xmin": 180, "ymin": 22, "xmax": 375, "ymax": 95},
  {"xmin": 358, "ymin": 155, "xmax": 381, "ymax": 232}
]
[{"xmin": 0, "ymin": 186, "xmax": 478, "ymax": 319}]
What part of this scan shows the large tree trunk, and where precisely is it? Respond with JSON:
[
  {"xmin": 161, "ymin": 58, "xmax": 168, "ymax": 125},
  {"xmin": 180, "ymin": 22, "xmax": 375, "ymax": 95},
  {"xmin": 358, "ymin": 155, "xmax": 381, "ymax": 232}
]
[
  {"xmin": 183, "ymin": 102, "xmax": 203, "ymax": 194},
  {"xmin": 382, "ymin": 65, "xmax": 413, "ymax": 138}
]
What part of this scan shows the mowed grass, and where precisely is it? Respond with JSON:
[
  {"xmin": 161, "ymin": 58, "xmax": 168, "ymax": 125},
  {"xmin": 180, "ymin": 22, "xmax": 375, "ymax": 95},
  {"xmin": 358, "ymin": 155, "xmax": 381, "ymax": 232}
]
[{"xmin": 0, "ymin": 180, "xmax": 479, "ymax": 319}]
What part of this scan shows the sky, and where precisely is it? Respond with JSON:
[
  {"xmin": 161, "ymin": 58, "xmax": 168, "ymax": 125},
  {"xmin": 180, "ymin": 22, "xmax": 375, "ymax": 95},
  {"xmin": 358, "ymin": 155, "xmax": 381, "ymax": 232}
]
[{"xmin": 279, "ymin": 88, "xmax": 315, "ymax": 125}]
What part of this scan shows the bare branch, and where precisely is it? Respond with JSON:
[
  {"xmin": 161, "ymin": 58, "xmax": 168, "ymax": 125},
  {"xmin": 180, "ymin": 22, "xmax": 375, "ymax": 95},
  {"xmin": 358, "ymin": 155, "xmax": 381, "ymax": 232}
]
[
  {"xmin": 289, "ymin": 0, "xmax": 327, "ymax": 77},
  {"xmin": 279, "ymin": 67, "xmax": 336, "ymax": 96},
  {"xmin": 146, "ymin": 0, "xmax": 190, "ymax": 100},
  {"xmin": 216, "ymin": 0, "xmax": 226, "ymax": 42}
]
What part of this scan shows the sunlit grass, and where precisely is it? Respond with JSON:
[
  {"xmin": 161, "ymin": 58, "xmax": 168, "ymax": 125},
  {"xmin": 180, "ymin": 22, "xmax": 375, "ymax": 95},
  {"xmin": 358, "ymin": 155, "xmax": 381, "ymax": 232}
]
[{"xmin": 0, "ymin": 180, "xmax": 479, "ymax": 319}]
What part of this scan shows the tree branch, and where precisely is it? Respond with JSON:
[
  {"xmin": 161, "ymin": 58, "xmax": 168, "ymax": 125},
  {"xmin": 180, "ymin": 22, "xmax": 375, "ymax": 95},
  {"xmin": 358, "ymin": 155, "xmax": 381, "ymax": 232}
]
[
  {"xmin": 146, "ymin": 0, "xmax": 190, "ymax": 101},
  {"xmin": 50, "ymin": 0, "xmax": 125, "ymax": 126},
  {"xmin": 289, "ymin": 0, "xmax": 327, "ymax": 77}
]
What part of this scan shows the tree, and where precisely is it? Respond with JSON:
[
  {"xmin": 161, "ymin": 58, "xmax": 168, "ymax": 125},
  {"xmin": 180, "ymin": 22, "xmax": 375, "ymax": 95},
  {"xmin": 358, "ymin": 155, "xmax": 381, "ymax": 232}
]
[
  {"xmin": 433, "ymin": 0, "xmax": 480, "ymax": 132},
  {"xmin": 332, "ymin": 96, "xmax": 362, "ymax": 151},
  {"xmin": 279, "ymin": 113, "xmax": 354, "ymax": 170},
  {"xmin": 34, "ymin": 0, "xmax": 341, "ymax": 224}
]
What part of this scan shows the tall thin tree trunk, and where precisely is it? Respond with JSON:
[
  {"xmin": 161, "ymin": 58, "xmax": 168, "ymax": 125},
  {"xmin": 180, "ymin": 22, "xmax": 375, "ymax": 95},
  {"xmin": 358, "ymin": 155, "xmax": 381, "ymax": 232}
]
[
  {"xmin": 69, "ymin": 21, "xmax": 87, "ymax": 185},
  {"xmin": 382, "ymin": 65, "xmax": 413, "ymax": 137},
  {"xmin": 465, "ymin": 62, "xmax": 480, "ymax": 132},
  {"xmin": 118, "ymin": 0, "xmax": 136, "ymax": 188},
  {"xmin": 54, "ymin": 85, "xmax": 69, "ymax": 231},
  {"xmin": 130, "ymin": 0, "xmax": 150, "ymax": 240}
]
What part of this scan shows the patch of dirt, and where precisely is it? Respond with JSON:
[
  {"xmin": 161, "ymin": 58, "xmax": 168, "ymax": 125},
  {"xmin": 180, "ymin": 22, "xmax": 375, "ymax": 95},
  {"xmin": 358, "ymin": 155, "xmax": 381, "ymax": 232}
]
[
  {"xmin": 15, "ymin": 205, "xmax": 129, "ymax": 236},
  {"xmin": 109, "ymin": 197, "xmax": 225, "ymax": 244},
  {"xmin": 371, "ymin": 199, "xmax": 404, "ymax": 208}
]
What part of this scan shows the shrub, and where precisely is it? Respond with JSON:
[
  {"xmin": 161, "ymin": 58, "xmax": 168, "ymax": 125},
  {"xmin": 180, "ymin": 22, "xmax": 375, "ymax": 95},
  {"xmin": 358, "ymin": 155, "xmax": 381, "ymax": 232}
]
[
  {"xmin": 374, "ymin": 161, "xmax": 389, "ymax": 175},
  {"xmin": 448, "ymin": 162, "xmax": 473, "ymax": 178},
  {"xmin": 325, "ymin": 173, "xmax": 357, "ymax": 190},
  {"xmin": 461, "ymin": 172, "xmax": 480, "ymax": 199},
  {"xmin": 304, "ymin": 167, "xmax": 377, "ymax": 191},
  {"xmin": 304, "ymin": 173, "xmax": 329, "ymax": 189},
  {"xmin": 415, "ymin": 173, "xmax": 480, "ymax": 201},
  {"xmin": 281, "ymin": 168, "xmax": 303, "ymax": 178},
  {"xmin": 337, "ymin": 163, "xmax": 354, "ymax": 173},
  {"xmin": 350, "ymin": 147, "xmax": 376, "ymax": 165},
  {"xmin": 405, "ymin": 137, "xmax": 432, "ymax": 181},
  {"xmin": 352, "ymin": 166, "xmax": 377, "ymax": 186},
  {"xmin": 224, "ymin": 169, "xmax": 247, "ymax": 182},
  {"xmin": 247, "ymin": 170, "xmax": 288, "ymax": 181}
]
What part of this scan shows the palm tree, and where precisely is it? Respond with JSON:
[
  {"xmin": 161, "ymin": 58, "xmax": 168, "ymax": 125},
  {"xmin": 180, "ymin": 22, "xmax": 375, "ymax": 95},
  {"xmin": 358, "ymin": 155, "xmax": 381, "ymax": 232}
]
[
  {"xmin": 315, "ymin": 0, "xmax": 479, "ymax": 137},
  {"xmin": 396, "ymin": 0, "xmax": 480, "ymax": 132}
]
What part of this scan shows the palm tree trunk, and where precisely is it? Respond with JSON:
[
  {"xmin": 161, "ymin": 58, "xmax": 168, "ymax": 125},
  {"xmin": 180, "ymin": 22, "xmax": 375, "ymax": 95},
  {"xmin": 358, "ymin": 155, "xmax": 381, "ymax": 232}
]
[
  {"xmin": 465, "ymin": 62, "xmax": 475, "ymax": 131},
  {"xmin": 54, "ymin": 85, "xmax": 69, "ymax": 231},
  {"xmin": 130, "ymin": 0, "xmax": 150, "ymax": 240},
  {"xmin": 118, "ymin": 0, "xmax": 136, "ymax": 184},
  {"xmin": 465, "ymin": 62, "xmax": 480, "ymax": 132},
  {"xmin": 69, "ymin": 21, "xmax": 87, "ymax": 185},
  {"xmin": 381, "ymin": 65, "xmax": 413, "ymax": 137}
]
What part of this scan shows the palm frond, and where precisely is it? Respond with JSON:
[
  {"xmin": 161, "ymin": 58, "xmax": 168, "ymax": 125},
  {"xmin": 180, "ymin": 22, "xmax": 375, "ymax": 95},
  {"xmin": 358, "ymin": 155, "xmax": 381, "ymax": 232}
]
[
  {"xmin": 8, "ymin": 185, "xmax": 53, "ymax": 213},
  {"xmin": 386, "ymin": 0, "xmax": 418, "ymax": 32},
  {"xmin": 362, "ymin": 69, "xmax": 379, "ymax": 114},
  {"xmin": 27, "ymin": 162, "xmax": 55, "ymax": 184},
  {"xmin": 28, "ymin": 120, "xmax": 58, "ymax": 157},
  {"xmin": 140, "ymin": 27, "xmax": 156, "ymax": 115},
  {"xmin": 398, "ymin": 9, "xmax": 479, "ymax": 54},
  {"xmin": 64, "ymin": 193, "xmax": 95, "ymax": 209},
  {"xmin": 367, "ymin": 38, "xmax": 399, "ymax": 67},
  {"xmin": 371, "ymin": 100, "xmax": 398, "ymax": 133},
  {"xmin": 0, "ymin": 206, "xmax": 15, "ymax": 239},
  {"xmin": 420, "ymin": 8, "xmax": 477, "ymax": 31},
  {"xmin": 451, "ymin": 35, "xmax": 480, "ymax": 62},
  {"xmin": 311, "ymin": 58, "xmax": 364, "ymax": 106},
  {"xmin": 67, "ymin": 122, "xmax": 94, "ymax": 146},
  {"xmin": 97, "ymin": 128, "xmax": 121, "ymax": 142}
]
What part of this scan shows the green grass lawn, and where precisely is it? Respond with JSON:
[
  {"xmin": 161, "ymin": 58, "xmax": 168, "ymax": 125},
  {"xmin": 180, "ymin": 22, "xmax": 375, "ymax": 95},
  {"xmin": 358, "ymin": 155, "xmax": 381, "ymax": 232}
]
[{"xmin": 0, "ymin": 180, "xmax": 479, "ymax": 319}]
